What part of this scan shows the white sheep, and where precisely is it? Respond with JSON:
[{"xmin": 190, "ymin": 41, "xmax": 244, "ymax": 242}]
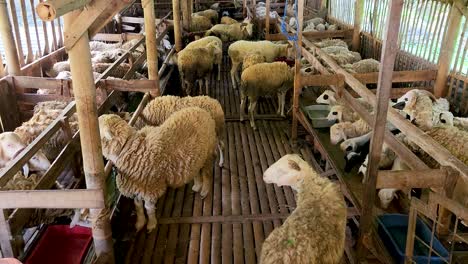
[
  {"xmin": 220, "ymin": 16, "xmax": 238, "ymax": 25},
  {"xmin": 228, "ymin": 40, "xmax": 292, "ymax": 89},
  {"xmin": 137, "ymin": 95, "xmax": 225, "ymax": 167},
  {"xmin": 98, "ymin": 107, "xmax": 217, "ymax": 232},
  {"xmin": 377, "ymin": 156, "xmax": 409, "ymax": 209},
  {"xmin": 330, "ymin": 119, "xmax": 371, "ymax": 145},
  {"xmin": 327, "ymin": 104, "xmax": 361, "ymax": 123},
  {"xmin": 240, "ymin": 62, "xmax": 294, "ymax": 130},
  {"xmin": 261, "ymin": 154, "xmax": 347, "ymax": 263},
  {"xmin": 190, "ymin": 14, "xmax": 213, "ymax": 32},
  {"xmin": 205, "ymin": 22, "xmax": 253, "ymax": 42},
  {"xmin": 434, "ymin": 111, "xmax": 468, "ymax": 131},
  {"xmin": 184, "ymin": 36, "xmax": 223, "ymax": 81},
  {"xmin": 342, "ymin": 58, "xmax": 380, "ymax": 74},
  {"xmin": 321, "ymin": 46, "xmax": 362, "ymax": 65},
  {"xmin": 393, "ymin": 89, "xmax": 436, "ymax": 131},
  {"xmin": 91, "ymin": 48, "xmax": 127, "ymax": 63},
  {"xmin": 242, "ymin": 53, "xmax": 266, "ymax": 72},
  {"xmin": 194, "ymin": 9, "xmax": 219, "ymax": 24},
  {"xmin": 314, "ymin": 39, "xmax": 348, "ymax": 48}
]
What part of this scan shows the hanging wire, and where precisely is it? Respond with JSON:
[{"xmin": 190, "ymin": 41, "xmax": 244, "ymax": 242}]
[{"xmin": 280, "ymin": 0, "xmax": 298, "ymax": 41}]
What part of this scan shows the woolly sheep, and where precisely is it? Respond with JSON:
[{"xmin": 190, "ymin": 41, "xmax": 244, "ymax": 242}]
[
  {"xmin": 328, "ymin": 24, "xmax": 339, "ymax": 31},
  {"xmin": 176, "ymin": 42, "xmax": 221, "ymax": 95},
  {"xmin": 240, "ymin": 62, "xmax": 294, "ymax": 130},
  {"xmin": 340, "ymin": 131, "xmax": 372, "ymax": 154},
  {"xmin": 315, "ymin": 23, "xmax": 326, "ymax": 31},
  {"xmin": 321, "ymin": 46, "xmax": 362, "ymax": 65},
  {"xmin": 228, "ymin": 40, "xmax": 292, "ymax": 89},
  {"xmin": 305, "ymin": 17, "xmax": 325, "ymax": 27},
  {"xmin": 205, "ymin": 22, "xmax": 253, "ymax": 42},
  {"xmin": 242, "ymin": 54, "xmax": 266, "ymax": 72},
  {"xmin": 221, "ymin": 16, "xmax": 238, "ymax": 25},
  {"xmin": 303, "ymin": 23, "xmax": 316, "ymax": 32},
  {"xmin": 342, "ymin": 58, "xmax": 380, "ymax": 74},
  {"xmin": 98, "ymin": 107, "xmax": 217, "ymax": 232},
  {"xmin": 314, "ymin": 39, "xmax": 348, "ymax": 48},
  {"xmin": 316, "ymin": 90, "xmax": 337, "ymax": 105},
  {"xmin": 184, "ymin": 36, "xmax": 223, "ymax": 81},
  {"xmin": 377, "ymin": 156, "xmax": 409, "ymax": 209},
  {"xmin": 327, "ymin": 104, "xmax": 361, "ymax": 123},
  {"xmin": 190, "ymin": 14, "xmax": 213, "ymax": 32},
  {"xmin": 92, "ymin": 62, "xmax": 131, "ymax": 78},
  {"xmin": 46, "ymin": 61, "xmax": 70, "ymax": 77},
  {"xmin": 137, "ymin": 95, "xmax": 225, "ymax": 167},
  {"xmin": 393, "ymin": 89, "xmax": 435, "ymax": 131},
  {"xmin": 330, "ymin": 119, "xmax": 371, "ymax": 145},
  {"xmin": 91, "ymin": 48, "xmax": 127, "ymax": 63},
  {"xmin": 194, "ymin": 9, "xmax": 219, "ymax": 24},
  {"xmin": 261, "ymin": 154, "xmax": 346, "ymax": 263}
]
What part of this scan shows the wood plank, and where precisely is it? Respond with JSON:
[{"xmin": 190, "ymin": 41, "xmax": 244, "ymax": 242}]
[
  {"xmin": 303, "ymin": 29, "xmax": 354, "ymax": 39},
  {"xmin": 376, "ymin": 169, "xmax": 446, "ymax": 189},
  {"xmin": 187, "ymin": 190, "xmax": 203, "ymax": 263},
  {"xmin": 16, "ymin": 93, "xmax": 70, "ymax": 104},
  {"xmin": 220, "ymin": 123, "xmax": 233, "ymax": 264},
  {"xmin": 0, "ymin": 78, "xmax": 21, "ymax": 131},
  {"xmin": 0, "ymin": 189, "xmax": 104, "ymax": 209},
  {"xmin": 301, "ymin": 73, "xmax": 345, "ymax": 87},
  {"xmin": 12, "ymin": 76, "xmax": 63, "ymax": 91},
  {"xmin": 164, "ymin": 184, "xmax": 186, "ymax": 263},
  {"xmin": 174, "ymin": 184, "xmax": 194, "ymax": 263},
  {"xmin": 152, "ymin": 188, "xmax": 176, "ymax": 264},
  {"xmin": 353, "ymin": 70, "xmax": 437, "ymax": 84},
  {"xmin": 92, "ymin": 33, "xmax": 143, "ymax": 42}
]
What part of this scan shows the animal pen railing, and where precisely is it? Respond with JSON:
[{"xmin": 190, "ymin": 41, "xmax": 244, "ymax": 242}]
[{"xmin": 0, "ymin": 17, "xmax": 174, "ymax": 259}]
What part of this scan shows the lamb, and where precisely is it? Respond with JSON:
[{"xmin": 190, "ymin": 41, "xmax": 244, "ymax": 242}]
[
  {"xmin": 46, "ymin": 61, "xmax": 70, "ymax": 77},
  {"xmin": 261, "ymin": 154, "xmax": 346, "ymax": 263},
  {"xmin": 228, "ymin": 40, "xmax": 291, "ymax": 89},
  {"xmin": 342, "ymin": 58, "xmax": 380, "ymax": 74},
  {"xmin": 327, "ymin": 104, "xmax": 361, "ymax": 123},
  {"xmin": 136, "ymin": 95, "xmax": 225, "ymax": 167},
  {"xmin": 377, "ymin": 156, "xmax": 409, "ymax": 209},
  {"xmin": 315, "ymin": 23, "xmax": 326, "ymax": 31},
  {"xmin": 434, "ymin": 111, "xmax": 468, "ymax": 131},
  {"xmin": 242, "ymin": 54, "xmax": 266, "ymax": 72},
  {"xmin": 98, "ymin": 107, "xmax": 217, "ymax": 232},
  {"xmin": 194, "ymin": 9, "xmax": 219, "ymax": 24},
  {"xmin": 92, "ymin": 62, "xmax": 131, "ymax": 78},
  {"xmin": 327, "ymin": 24, "xmax": 339, "ymax": 31},
  {"xmin": 314, "ymin": 39, "xmax": 348, "ymax": 48},
  {"xmin": 204, "ymin": 22, "xmax": 253, "ymax": 42},
  {"xmin": 190, "ymin": 14, "xmax": 213, "ymax": 32},
  {"xmin": 91, "ymin": 48, "xmax": 127, "ymax": 63},
  {"xmin": 220, "ymin": 16, "xmax": 238, "ymax": 25},
  {"xmin": 393, "ymin": 89, "xmax": 436, "ymax": 131},
  {"xmin": 330, "ymin": 119, "xmax": 371, "ymax": 145},
  {"xmin": 184, "ymin": 36, "xmax": 223, "ymax": 81},
  {"xmin": 240, "ymin": 62, "xmax": 294, "ymax": 130},
  {"xmin": 176, "ymin": 42, "xmax": 221, "ymax": 95},
  {"xmin": 321, "ymin": 46, "xmax": 362, "ymax": 65},
  {"xmin": 89, "ymin": 41, "xmax": 122, "ymax": 52}
]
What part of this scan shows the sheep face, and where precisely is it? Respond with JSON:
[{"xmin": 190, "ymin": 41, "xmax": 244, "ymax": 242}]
[
  {"xmin": 394, "ymin": 90, "xmax": 418, "ymax": 110},
  {"xmin": 340, "ymin": 139, "xmax": 356, "ymax": 154},
  {"xmin": 98, "ymin": 114, "xmax": 133, "ymax": 162},
  {"xmin": 358, "ymin": 155, "xmax": 368, "ymax": 176},
  {"xmin": 316, "ymin": 90, "xmax": 336, "ymax": 105},
  {"xmin": 263, "ymin": 154, "xmax": 307, "ymax": 191},
  {"xmin": 434, "ymin": 111, "xmax": 454, "ymax": 127},
  {"xmin": 327, "ymin": 105, "xmax": 343, "ymax": 122},
  {"xmin": 241, "ymin": 23, "xmax": 254, "ymax": 38},
  {"xmin": 28, "ymin": 151, "xmax": 51, "ymax": 172},
  {"xmin": 330, "ymin": 124, "xmax": 347, "ymax": 145},
  {"xmin": 378, "ymin": 189, "xmax": 398, "ymax": 209}
]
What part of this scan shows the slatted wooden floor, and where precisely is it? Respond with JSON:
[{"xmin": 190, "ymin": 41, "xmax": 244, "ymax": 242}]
[{"xmin": 117, "ymin": 52, "xmax": 321, "ymax": 264}]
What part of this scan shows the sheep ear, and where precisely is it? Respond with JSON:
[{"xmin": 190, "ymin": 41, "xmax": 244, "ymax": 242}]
[
  {"xmin": 102, "ymin": 126, "xmax": 114, "ymax": 140},
  {"xmin": 22, "ymin": 163, "xmax": 30, "ymax": 177}
]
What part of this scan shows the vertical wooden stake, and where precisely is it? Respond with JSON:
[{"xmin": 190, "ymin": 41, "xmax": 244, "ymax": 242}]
[
  {"xmin": 291, "ymin": 0, "xmax": 304, "ymax": 143},
  {"xmin": 434, "ymin": 5, "xmax": 462, "ymax": 98},
  {"xmin": 63, "ymin": 10, "xmax": 114, "ymax": 263},
  {"xmin": 0, "ymin": 1, "xmax": 21, "ymax": 75},
  {"xmin": 352, "ymin": 0, "xmax": 364, "ymax": 51},
  {"xmin": 142, "ymin": 0, "xmax": 160, "ymax": 97},
  {"xmin": 172, "ymin": 0, "xmax": 183, "ymax": 51},
  {"xmin": 181, "ymin": 0, "xmax": 189, "ymax": 30},
  {"xmin": 357, "ymin": 0, "xmax": 404, "ymax": 259},
  {"xmin": 0, "ymin": 209, "xmax": 14, "ymax": 257},
  {"xmin": 0, "ymin": 52, "xmax": 5, "ymax": 77},
  {"xmin": 265, "ymin": 0, "xmax": 270, "ymax": 40}
]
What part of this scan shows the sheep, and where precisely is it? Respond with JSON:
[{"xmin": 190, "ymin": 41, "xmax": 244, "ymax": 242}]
[
  {"xmin": 330, "ymin": 119, "xmax": 371, "ymax": 145},
  {"xmin": 321, "ymin": 46, "xmax": 362, "ymax": 65},
  {"xmin": 261, "ymin": 154, "xmax": 346, "ymax": 263},
  {"xmin": 328, "ymin": 24, "xmax": 339, "ymax": 31},
  {"xmin": 190, "ymin": 14, "xmax": 213, "ymax": 32},
  {"xmin": 327, "ymin": 104, "xmax": 361, "ymax": 123},
  {"xmin": 220, "ymin": 16, "xmax": 238, "ymax": 25},
  {"xmin": 194, "ymin": 9, "xmax": 219, "ymax": 24},
  {"xmin": 316, "ymin": 90, "xmax": 338, "ymax": 105},
  {"xmin": 393, "ymin": 89, "xmax": 436, "ymax": 131},
  {"xmin": 315, "ymin": 23, "xmax": 326, "ymax": 31},
  {"xmin": 46, "ymin": 61, "xmax": 70, "ymax": 77},
  {"xmin": 303, "ymin": 23, "xmax": 316, "ymax": 32},
  {"xmin": 98, "ymin": 107, "xmax": 217, "ymax": 232},
  {"xmin": 304, "ymin": 17, "xmax": 325, "ymax": 28},
  {"xmin": 89, "ymin": 41, "xmax": 122, "ymax": 52},
  {"xmin": 91, "ymin": 48, "xmax": 127, "ymax": 63},
  {"xmin": 242, "ymin": 54, "xmax": 266, "ymax": 72},
  {"xmin": 378, "ymin": 156, "xmax": 409, "ymax": 209},
  {"xmin": 92, "ymin": 62, "xmax": 131, "ymax": 78},
  {"xmin": 342, "ymin": 58, "xmax": 380, "ymax": 74},
  {"xmin": 37, "ymin": 71, "xmax": 102, "ymax": 95},
  {"xmin": 205, "ymin": 22, "xmax": 253, "ymax": 42},
  {"xmin": 184, "ymin": 36, "xmax": 223, "ymax": 81},
  {"xmin": 0, "ymin": 132, "xmax": 51, "ymax": 175},
  {"xmin": 314, "ymin": 39, "xmax": 348, "ymax": 48},
  {"xmin": 433, "ymin": 110, "xmax": 468, "ymax": 131},
  {"xmin": 340, "ymin": 131, "xmax": 372, "ymax": 154},
  {"xmin": 228, "ymin": 40, "xmax": 292, "ymax": 89},
  {"xmin": 136, "ymin": 95, "xmax": 225, "ymax": 167},
  {"xmin": 240, "ymin": 62, "xmax": 294, "ymax": 130},
  {"xmin": 176, "ymin": 42, "xmax": 221, "ymax": 95}
]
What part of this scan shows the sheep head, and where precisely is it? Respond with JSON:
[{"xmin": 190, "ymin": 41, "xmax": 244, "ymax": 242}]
[
  {"xmin": 330, "ymin": 123, "xmax": 348, "ymax": 145},
  {"xmin": 98, "ymin": 114, "xmax": 134, "ymax": 162},
  {"xmin": 378, "ymin": 189, "xmax": 398, "ymax": 209},
  {"xmin": 434, "ymin": 111, "xmax": 454, "ymax": 127},
  {"xmin": 240, "ymin": 22, "xmax": 253, "ymax": 38},
  {"xmin": 327, "ymin": 105, "xmax": 343, "ymax": 122},
  {"xmin": 316, "ymin": 90, "xmax": 336, "ymax": 105},
  {"xmin": 263, "ymin": 154, "xmax": 312, "ymax": 191}
]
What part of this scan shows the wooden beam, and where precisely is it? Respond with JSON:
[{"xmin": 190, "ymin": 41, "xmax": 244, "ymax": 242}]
[
  {"xmin": 266, "ymin": 0, "xmax": 271, "ymax": 39},
  {"xmin": 358, "ymin": 0, "xmax": 403, "ymax": 259},
  {"xmin": 87, "ymin": 0, "xmax": 133, "ymax": 37},
  {"xmin": 300, "ymin": 73, "xmax": 345, "ymax": 87},
  {"xmin": 0, "ymin": 210, "xmax": 13, "ymax": 257},
  {"xmin": 0, "ymin": 189, "xmax": 104, "ymax": 209},
  {"xmin": 303, "ymin": 29, "xmax": 353, "ymax": 40},
  {"xmin": 92, "ymin": 33, "xmax": 143, "ymax": 42},
  {"xmin": 434, "ymin": 3, "xmax": 463, "ymax": 97},
  {"xmin": 376, "ymin": 169, "xmax": 446, "ymax": 189},
  {"xmin": 181, "ymin": 0, "xmax": 190, "ymax": 30},
  {"xmin": 173, "ymin": 0, "xmax": 183, "ymax": 51},
  {"xmin": 268, "ymin": 33, "xmax": 287, "ymax": 41},
  {"xmin": 291, "ymin": 0, "xmax": 304, "ymax": 142},
  {"xmin": 35, "ymin": 0, "xmax": 90, "ymax": 21},
  {"xmin": 0, "ymin": 1, "xmax": 21, "ymax": 75},
  {"xmin": 352, "ymin": 0, "xmax": 364, "ymax": 51},
  {"xmin": 0, "ymin": 79, "xmax": 20, "ymax": 131},
  {"xmin": 142, "ymin": 0, "xmax": 160, "ymax": 97},
  {"xmin": 353, "ymin": 70, "xmax": 437, "ymax": 84},
  {"xmin": 63, "ymin": 9, "xmax": 114, "ymax": 262}
]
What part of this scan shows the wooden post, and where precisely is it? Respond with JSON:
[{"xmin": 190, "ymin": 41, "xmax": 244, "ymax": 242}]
[
  {"xmin": 172, "ymin": 0, "xmax": 183, "ymax": 51},
  {"xmin": 291, "ymin": 0, "xmax": 304, "ymax": 142},
  {"xmin": 265, "ymin": 0, "xmax": 270, "ymax": 39},
  {"xmin": 0, "ymin": 51, "xmax": 5, "ymax": 77},
  {"xmin": 63, "ymin": 10, "xmax": 114, "ymax": 263},
  {"xmin": 142, "ymin": 0, "xmax": 160, "ymax": 97},
  {"xmin": 181, "ymin": 0, "xmax": 189, "ymax": 30},
  {"xmin": 352, "ymin": 0, "xmax": 364, "ymax": 51},
  {"xmin": 0, "ymin": 1, "xmax": 21, "ymax": 75},
  {"xmin": 434, "ymin": 4, "xmax": 462, "ymax": 98},
  {"xmin": 36, "ymin": 0, "xmax": 91, "ymax": 21},
  {"xmin": 357, "ymin": 0, "xmax": 404, "ymax": 259}
]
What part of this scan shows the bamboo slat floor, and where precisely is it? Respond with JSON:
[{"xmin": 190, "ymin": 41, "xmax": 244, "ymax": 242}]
[{"xmin": 116, "ymin": 52, "xmax": 328, "ymax": 264}]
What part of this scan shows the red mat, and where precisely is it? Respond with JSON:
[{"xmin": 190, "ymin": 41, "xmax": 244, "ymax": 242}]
[{"xmin": 25, "ymin": 225, "xmax": 92, "ymax": 264}]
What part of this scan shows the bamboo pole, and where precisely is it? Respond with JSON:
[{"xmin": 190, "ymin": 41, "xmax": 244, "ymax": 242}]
[
  {"xmin": 291, "ymin": 0, "xmax": 304, "ymax": 142},
  {"xmin": 357, "ymin": 0, "xmax": 403, "ymax": 259},
  {"xmin": 19, "ymin": 0, "xmax": 34, "ymax": 63},
  {"xmin": 0, "ymin": 0, "xmax": 21, "ymax": 75},
  {"xmin": 36, "ymin": 0, "xmax": 91, "ymax": 21},
  {"xmin": 63, "ymin": 9, "xmax": 114, "ymax": 263},
  {"xmin": 434, "ymin": 4, "xmax": 462, "ymax": 98},
  {"xmin": 7, "ymin": 0, "xmax": 25, "ymax": 66},
  {"xmin": 142, "ymin": 0, "xmax": 160, "ymax": 97},
  {"xmin": 181, "ymin": 0, "xmax": 189, "ymax": 30},
  {"xmin": 173, "ymin": 0, "xmax": 183, "ymax": 51},
  {"xmin": 352, "ymin": 0, "xmax": 364, "ymax": 51},
  {"xmin": 265, "ymin": 0, "xmax": 270, "ymax": 39}
]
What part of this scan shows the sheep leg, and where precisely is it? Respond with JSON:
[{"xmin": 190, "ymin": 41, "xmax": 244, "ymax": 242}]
[
  {"xmin": 230, "ymin": 63, "xmax": 240, "ymax": 89},
  {"xmin": 277, "ymin": 93, "xmax": 282, "ymax": 115},
  {"xmin": 240, "ymin": 92, "xmax": 247, "ymax": 122},
  {"xmin": 217, "ymin": 63, "xmax": 221, "ymax": 81},
  {"xmin": 217, "ymin": 142, "xmax": 224, "ymax": 167},
  {"xmin": 205, "ymin": 76, "xmax": 209, "ymax": 95},
  {"xmin": 198, "ymin": 79, "xmax": 203, "ymax": 95},
  {"xmin": 249, "ymin": 100, "xmax": 258, "ymax": 130},
  {"xmin": 145, "ymin": 201, "xmax": 157, "ymax": 233},
  {"xmin": 200, "ymin": 156, "xmax": 214, "ymax": 198},
  {"xmin": 134, "ymin": 198, "xmax": 146, "ymax": 232},
  {"xmin": 192, "ymin": 173, "xmax": 203, "ymax": 192},
  {"xmin": 279, "ymin": 92, "xmax": 286, "ymax": 116}
]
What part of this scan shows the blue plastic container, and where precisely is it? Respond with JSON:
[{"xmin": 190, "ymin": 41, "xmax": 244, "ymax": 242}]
[{"xmin": 377, "ymin": 214, "xmax": 449, "ymax": 264}]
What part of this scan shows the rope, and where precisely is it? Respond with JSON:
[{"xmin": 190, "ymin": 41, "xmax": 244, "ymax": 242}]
[{"xmin": 280, "ymin": 0, "xmax": 299, "ymax": 42}]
